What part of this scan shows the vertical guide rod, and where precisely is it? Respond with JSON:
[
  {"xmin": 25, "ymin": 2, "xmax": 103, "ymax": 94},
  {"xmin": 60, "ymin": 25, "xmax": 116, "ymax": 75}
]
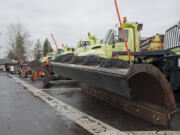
[
  {"xmin": 51, "ymin": 33, "xmax": 59, "ymax": 51},
  {"xmin": 114, "ymin": 0, "xmax": 131, "ymax": 62}
]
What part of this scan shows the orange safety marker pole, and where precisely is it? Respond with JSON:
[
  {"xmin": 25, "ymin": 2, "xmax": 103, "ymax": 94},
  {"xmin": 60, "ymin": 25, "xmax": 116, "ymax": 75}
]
[
  {"xmin": 51, "ymin": 33, "xmax": 59, "ymax": 51},
  {"xmin": 114, "ymin": 0, "xmax": 131, "ymax": 62}
]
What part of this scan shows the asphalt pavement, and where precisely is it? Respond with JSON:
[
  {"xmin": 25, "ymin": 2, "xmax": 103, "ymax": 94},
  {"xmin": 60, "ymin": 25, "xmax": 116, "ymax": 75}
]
[
  {"xmin": 0, "ymin": 73, "xmax": 90, "ymax": 135},
  {"xmin": 1, "ymin": 72, "xmax": 180, "ymax": 135}
]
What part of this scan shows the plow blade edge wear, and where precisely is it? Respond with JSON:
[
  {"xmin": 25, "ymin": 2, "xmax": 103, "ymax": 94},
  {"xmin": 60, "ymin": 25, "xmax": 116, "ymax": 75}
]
[{"xmin": 51, "ymin": 62, "xmax": 176, "ymax": 126}]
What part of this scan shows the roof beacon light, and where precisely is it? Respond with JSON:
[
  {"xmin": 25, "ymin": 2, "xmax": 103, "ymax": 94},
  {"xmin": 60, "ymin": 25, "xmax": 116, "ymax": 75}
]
[{"xmin": 123, "ymin": 17, "xmax": 127, "ymax": 23}]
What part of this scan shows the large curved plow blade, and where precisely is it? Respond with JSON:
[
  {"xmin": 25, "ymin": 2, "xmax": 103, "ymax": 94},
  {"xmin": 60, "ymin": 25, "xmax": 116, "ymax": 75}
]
[
  {"xmin": 51, "ymin": 61, "xmax": 176, "ymax": 126},
  {"xmin": 128, "ymin": 64, "xmax": 176, "ymax": 113}
]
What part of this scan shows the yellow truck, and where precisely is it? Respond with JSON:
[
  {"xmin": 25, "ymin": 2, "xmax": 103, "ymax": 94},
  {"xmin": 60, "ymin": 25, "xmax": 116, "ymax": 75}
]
[
  {"xmin": 50, "ymin": 19, "xmax": 180, "ymax": 127},
  {"xmin": 76, "ymin": 18, "xmax": 163, "ymax": 62},
  {"xmin": 41, "ymin": 51, "xmax": 57, "ymax": 62},
  {"xmin": 75, "ymin": 32, "xmax": 99, "ymax": 56}
]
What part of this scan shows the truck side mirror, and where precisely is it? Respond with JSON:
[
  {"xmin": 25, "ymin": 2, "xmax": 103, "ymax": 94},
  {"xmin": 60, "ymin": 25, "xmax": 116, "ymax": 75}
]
[{"xmin": 137, "ymin": 24, "xmax": 143, "ymax": 31}]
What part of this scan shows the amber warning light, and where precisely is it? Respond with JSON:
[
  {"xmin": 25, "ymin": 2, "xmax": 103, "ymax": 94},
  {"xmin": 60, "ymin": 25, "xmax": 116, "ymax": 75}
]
[{"xmin": 123, "ymin": 17, "xmax": 127, "ymax": 23}]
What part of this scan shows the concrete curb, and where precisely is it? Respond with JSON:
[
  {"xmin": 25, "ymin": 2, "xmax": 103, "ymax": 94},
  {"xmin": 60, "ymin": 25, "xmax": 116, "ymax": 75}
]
[{"xmin": 10, "ymin": 74, "xmax": 180, "ymax": 135}]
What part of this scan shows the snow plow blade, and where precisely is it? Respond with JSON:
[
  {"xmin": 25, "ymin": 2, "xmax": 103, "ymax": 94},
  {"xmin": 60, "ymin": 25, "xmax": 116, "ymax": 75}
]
[{"xmin": 51, "ymin": 62, "xmax": 176, "ymax": 126}]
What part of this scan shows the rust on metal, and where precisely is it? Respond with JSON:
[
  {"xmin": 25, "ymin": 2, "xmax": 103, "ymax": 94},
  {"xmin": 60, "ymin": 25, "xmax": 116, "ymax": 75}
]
[
  {"xmin": 127, "ymin": 64, "xmax": 176, "ymax": 112},
  {"xmin": 51, "ymin": 60, "xmax": 176, "ymax": 126},
  {"xmin": 81, "ymin": 84, "xmax": 170, "ymax": 127},
  {"xmin": 52, "ymin": 62, "xmax": 176, "ymax": 112}
]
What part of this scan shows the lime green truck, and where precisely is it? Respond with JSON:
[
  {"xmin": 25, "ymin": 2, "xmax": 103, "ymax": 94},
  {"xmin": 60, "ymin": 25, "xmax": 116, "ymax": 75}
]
[
  {"xmin": 41, "ymin": 33, "xmax": 98, "ymax": 63},
  {"xmin": 41, "ymin": 51, "xmax": 57, "ymax": 62},
  {"xmin": 75, "ymin": 33, "xmax": 99, "ymax": 56},
  {"xmin": 76, "ymin": 19, "xmax": 180, "ymax": 91},
  {"xmin": 112, "ymin": 20, "xmax": 180, "ymax": 90},
  {"xmin": 76, "ymin": 19, "xmax": 164, "ymax": 61},
  {"xmin": 41, "ymin": 45, "xmax": 74, "ymax": 62}
]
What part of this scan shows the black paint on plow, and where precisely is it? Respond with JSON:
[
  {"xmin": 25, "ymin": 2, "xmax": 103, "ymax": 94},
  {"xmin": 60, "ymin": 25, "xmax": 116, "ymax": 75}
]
[
  {"xmin": 54, "ymin": 54, "xmax": 130, "ymax": 68},
  {"xmin": 52, "ymin": 54, "xmax": 176, "ymax": 127}
]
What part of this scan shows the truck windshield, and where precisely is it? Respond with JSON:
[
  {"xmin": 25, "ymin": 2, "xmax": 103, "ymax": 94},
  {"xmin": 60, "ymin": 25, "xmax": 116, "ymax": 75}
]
[
  {"xmin": 59, "ymin": 49, "xmax": 64, "ymax": 54},
  {"xmin": 102, "ymin": 29, "xmax": 113, "ymax": 44},
  {"xmin": 80, "ymin": 41, "xmax": 90, "ymax": 48},
  {"xmin": 118, "ymin": 29, "xmax": 129, "ymax": 42}
]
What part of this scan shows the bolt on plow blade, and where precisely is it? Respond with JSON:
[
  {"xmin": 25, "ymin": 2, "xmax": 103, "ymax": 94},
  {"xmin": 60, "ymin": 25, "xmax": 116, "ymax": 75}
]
[{"xmin": 51, "ymin": 62, "xmax": 176, "ymax": 126}]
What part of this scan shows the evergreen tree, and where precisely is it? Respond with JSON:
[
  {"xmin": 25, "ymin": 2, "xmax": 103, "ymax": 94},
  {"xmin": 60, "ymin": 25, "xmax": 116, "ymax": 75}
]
[
  {"xmin": 7, "ymin": 32, "xmax": 26, "ymax": 61},
  {"xmin": 6, "ymin": 23, "xmax": 30, "ymax": 61},
  {"xmin": 42, "ymin": 38, "xmax": 53, "ymax": 57},
  {"xmin": 15, "ymin": 32, "xmax": 26, "ymax": 60}
]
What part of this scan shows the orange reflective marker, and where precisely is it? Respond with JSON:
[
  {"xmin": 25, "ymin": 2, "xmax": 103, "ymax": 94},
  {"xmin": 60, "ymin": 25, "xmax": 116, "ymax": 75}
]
[
  {"xmin": 114, "ymin": 0, "xmax": 131, "ymax": 62},
  {"xmin": 51, "ymin": 33, "xmax": 59, "ymax": 51}
]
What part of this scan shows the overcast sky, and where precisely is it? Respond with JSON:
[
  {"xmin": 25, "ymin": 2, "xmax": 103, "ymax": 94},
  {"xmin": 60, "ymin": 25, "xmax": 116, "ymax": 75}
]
[{"xmin": 0, "ymin": 0, "xmax": 179, "ymax": 57}]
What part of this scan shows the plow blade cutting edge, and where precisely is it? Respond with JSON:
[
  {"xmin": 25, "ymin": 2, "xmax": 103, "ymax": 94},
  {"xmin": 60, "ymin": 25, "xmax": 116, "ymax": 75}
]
[{"xmin": 51, "ymin": 62, "xmax": 176, "ymax": 126}]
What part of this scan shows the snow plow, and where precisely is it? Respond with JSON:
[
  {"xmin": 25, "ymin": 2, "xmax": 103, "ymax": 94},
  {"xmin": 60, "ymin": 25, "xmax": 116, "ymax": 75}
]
[
  {"xmin": 24, "ymin": 34, "xmax": 74, "ymax": 87},
  {"xmin": 28, "ymin": 32, "xmax": 99, "ymax": 86},
  {"xmin": 45, "ymin": 1, "xmax": 179, "ymax": 127},
  {"xmin": 28, "ymin": 25, "xmax": 179, "ymax": 126},
  {"xmin": 25, "ymin": 0, "xmax": 180, "ymax": 127},
  {"xmin": 50, "ymin": 55, "xmax": 176, "ymax": 127}
]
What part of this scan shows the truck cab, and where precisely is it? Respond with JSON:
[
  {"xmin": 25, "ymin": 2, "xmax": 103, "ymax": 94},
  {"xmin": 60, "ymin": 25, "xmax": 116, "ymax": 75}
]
[
  {"xmin": 101, "ymin": 26, "xmax": 139, "ymax": 61},
  {"xmin": 41, "ymin": 51, "xmax": 57, "ymax": 62},
  {"xmin": 85, "ymin": 19, "xmax": 142, "ymax": 61},
  {"xmin": 60, "ymin": 45, "xmax": 74, "ymax": 55},
  {"xmin": 75, "ymin": 33, "xmax": 99, "ymax": 56}
]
